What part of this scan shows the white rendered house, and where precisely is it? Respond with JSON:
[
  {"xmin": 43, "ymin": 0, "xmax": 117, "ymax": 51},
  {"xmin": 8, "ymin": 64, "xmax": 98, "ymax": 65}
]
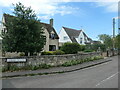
[{"xmin": 59, "ymin": 26, "xmax": 92, "ymax": 45}]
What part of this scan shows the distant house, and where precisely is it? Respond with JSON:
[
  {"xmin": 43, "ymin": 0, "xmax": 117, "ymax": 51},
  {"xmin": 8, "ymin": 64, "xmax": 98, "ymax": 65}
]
[
  {"xmin": 92, "ymin": 41, "xmax": 101, "ymax": 44},
  {"xmin": 1, "ymin": 13, "xmax": 59, "ymax": 51},
  {"xmin": 59, "ymin": 26, "xmax": 92, "ymax": 46}
]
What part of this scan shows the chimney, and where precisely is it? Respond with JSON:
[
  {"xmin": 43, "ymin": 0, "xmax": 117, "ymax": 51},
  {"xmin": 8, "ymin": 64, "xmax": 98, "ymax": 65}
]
[{"xmin": 50, "ymin": 18, "xmax": 53, "ymax": 27}]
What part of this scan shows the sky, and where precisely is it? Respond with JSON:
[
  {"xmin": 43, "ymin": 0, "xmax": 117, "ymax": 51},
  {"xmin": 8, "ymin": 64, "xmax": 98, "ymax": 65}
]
[{"xmin": 0, "ymin": 0, "xmax": 119, "ymax": 40}]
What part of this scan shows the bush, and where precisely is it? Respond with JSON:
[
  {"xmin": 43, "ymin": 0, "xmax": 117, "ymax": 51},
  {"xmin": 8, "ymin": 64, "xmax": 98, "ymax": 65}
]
[
  {"xmin": 53, "ymin": 50, "xmax": 65, "ymax": 55},
  {"xmin": 60, "ymin": 42, "xmax": 81, "ymax": 54},
  {"xmin": 41, "ymin": 51, "xmax": 54, "ymax": 55},
  {"xmin": 80, "ymin": 45, "xmax": 86, "ymax": 51},
  {"xmin": 84, "ymin": 50, "xmax": 94, "ymax": 52},
  {"xmin": 41, "ymin": 50, "xmax": 65, "ymax": 55},
  {"xmin": 19, "ymin": 52, "xmax": 25, "ymax": 56}
]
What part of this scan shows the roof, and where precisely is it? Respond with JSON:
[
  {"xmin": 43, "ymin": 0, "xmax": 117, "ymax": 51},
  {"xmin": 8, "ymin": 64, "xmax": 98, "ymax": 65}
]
[
  {"xmin": 40, "ymin": 22, "xmax": 59, "ymax": 39},
  {"xmin": 62, "ymin": 26, "xmax": 82, "ymax": 43},
  {"xmin": 92, "ymin": 41, "xmax": 101, "ymax": 44},
  {"xmin": 3, "ymin": 13, "xmax": 59, "ymax": 39}
]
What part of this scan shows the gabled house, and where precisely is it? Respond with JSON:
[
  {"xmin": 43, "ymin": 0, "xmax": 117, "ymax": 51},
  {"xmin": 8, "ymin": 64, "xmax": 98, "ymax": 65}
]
[
  {"xmin": 41, "ymin": 20, "xmax": 59, "ymax": 51},
  {"xmin": 59, "ymin": 26, "xmax": 92, "ymax": 45},
  {"xmin": 1, "ymin": 13, "xmax": 59, "ymax": 52}
]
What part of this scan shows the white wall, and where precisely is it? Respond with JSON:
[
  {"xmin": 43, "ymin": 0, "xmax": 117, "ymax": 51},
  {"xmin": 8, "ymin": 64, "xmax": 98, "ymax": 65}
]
[
  {"xmin": 58, "ymin": 27, "xmax": 72, "ymax": 43},
  {"xmin": 0, "ymin": 15, "xmax": 5, "ymax": 39},
  {"xmin": 78, "ymin": 31, "xmax": 85, "ymax": 45},
  {"xmin": 78, "ymin": 31, "xmax": 91, "ymax": 45}
]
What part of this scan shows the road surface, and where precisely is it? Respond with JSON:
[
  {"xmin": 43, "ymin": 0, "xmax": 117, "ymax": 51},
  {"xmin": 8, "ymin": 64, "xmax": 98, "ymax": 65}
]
[{"xmin": 2, "ymin": 56, "xmax": 118, "ymax": 88}]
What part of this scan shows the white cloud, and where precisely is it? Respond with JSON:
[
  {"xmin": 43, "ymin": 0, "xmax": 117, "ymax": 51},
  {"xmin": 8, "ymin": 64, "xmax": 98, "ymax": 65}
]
[
  {"xmin": 0, "ymin": 0, "xmax": 118, "ymax": 20},
  {"xmin": 0, "ymin": 0, "xmax": 80, "ymax": 20},
  {"xmin": 95, "ymin": 2, "xmax": 118, "ymax": 12}
]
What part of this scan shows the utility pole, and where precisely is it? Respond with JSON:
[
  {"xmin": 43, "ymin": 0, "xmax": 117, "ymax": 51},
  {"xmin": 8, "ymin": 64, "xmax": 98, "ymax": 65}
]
[
  {"xmin": 118, "ymin": 28, "xmax": 120, "ymax": 35},
  {"xmin": 112, "ymin": 18, "xmax": 115, "ymax": 56}
]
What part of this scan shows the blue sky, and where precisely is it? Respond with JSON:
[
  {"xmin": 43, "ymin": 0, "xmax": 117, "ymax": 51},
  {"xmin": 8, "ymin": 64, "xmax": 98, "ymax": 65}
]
[{"xmin": 0, "ymin": 0, "xmax": 119, "ymax": 40}]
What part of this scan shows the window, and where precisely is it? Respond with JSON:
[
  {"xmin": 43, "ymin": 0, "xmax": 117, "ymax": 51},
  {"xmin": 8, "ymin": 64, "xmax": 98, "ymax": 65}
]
[
  {"xmin": 50, "ymin": 33, "xmax": 55, "ymax": 39},
  {"xmin": 2, "ymin": 28, "xmax": 7, "ymax": 33},
  {"xmin": 80, "ymin": 38, "xmax": 82, "ymax": 44},
  {"xmin": 80, "ymin": 41, "xmax": 82, "ymax": 44},
  {"xmin": 63, "ymin": 36, "xmax": 68, "ymax": 40},
  {"xmin": 49, "ymin": 45, "xmax": 56, "ymax": 51}
]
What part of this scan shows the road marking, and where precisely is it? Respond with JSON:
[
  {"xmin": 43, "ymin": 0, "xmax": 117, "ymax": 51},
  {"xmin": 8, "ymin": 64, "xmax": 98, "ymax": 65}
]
[{"xmin": 95, "ymin": 72, "xmax": 118, "ymax": 87}]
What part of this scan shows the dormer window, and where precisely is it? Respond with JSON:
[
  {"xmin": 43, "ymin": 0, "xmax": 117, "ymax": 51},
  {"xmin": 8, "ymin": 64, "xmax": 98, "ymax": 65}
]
[
  {"xmin": 84, "ymin": 37, "xmax": 87, "ymax": 42},
  {"xmin": 80, "ymin": 37, "xmax": 82, "ymax": 44},
  {"xmin": 50, "ymin": 33, "xmax": 55, "ymax": 39}
]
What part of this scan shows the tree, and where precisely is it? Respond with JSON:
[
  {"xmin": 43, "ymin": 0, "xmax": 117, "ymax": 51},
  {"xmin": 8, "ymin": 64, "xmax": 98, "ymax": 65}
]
[
  {"xmin": 98, "ymin": 34, "xmax": 113, "ymax": 50},
  {"xmin": 115, "ymin": 35, "xmax": 120, "ymax": 54},
  {"xmin": 115, "ymin": 35, "xmax": 120, "ymax": 48},
  {"xmin": 85, "ymin": 43, "xmax": 106, "ymax": 52},
  {"xmin": 2, "ymin": 2, "xmax": 46, "ymax": 56}
]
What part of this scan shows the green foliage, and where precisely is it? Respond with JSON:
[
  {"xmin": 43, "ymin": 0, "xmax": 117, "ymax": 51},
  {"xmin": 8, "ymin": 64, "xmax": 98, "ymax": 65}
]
[
  {"xmin": 41, "ymin": 50, "xmax": 65, "ymax": 55},
  {"xmin": 41, "ymin": 51, "xmax": 54, "ymax": 55},
  {"xmin": 85, "ymin": 44, "xmax": 106, "ymax": 52},
  {"xmin": 98, "ymin": 34, "xmax": 113, "ymax": 50},
  {"xmin": 115, "ymin": 35, "xmax": 120, "ymax": 49},
  {"xmin": 84, "ymin": 49, "xmax": 94, "ymax": 52},
  {"xmin": 19, "ymin": 52, "xmax": 25, "ymax": 56},
  {"xmin": 2, "ymin": 65, "xmax": 20, "ymax": 72},
  {"xmin": 2, "ymin": 64, "xmax": 52, "ymax": 72},
  {"xmin": 53, "ymin": 50, "xmax": 65, "ymax": 55},
  {"xmin": 80, "ymin": 45, "xmax": 86, "ymax": 51},
  {"xmin": 115, "ymin": 35, "xmax": 120, "ymax": 54},
  {"xmin": 62, "ymin": 56, "xmax": 104, "ymax": 67},
  {"xmin": 60, "ymin": 42, "xmax": 81, "ymax": 54},
  {"xmin": 2, "ymin": 2, "xmax": 46, "ymax": 56}
]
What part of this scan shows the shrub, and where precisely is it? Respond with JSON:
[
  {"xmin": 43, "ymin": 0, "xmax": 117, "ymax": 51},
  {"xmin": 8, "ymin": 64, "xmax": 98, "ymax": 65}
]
[
  {"xmin": 7, "ymin": 65, "xmax": 20, "ymax": 72},
  {"xmin": 41, "ymin": 51, "xmax": 54, "ymax": 55},
  {"xmin": 84, "ymin": 50, "xmax": 94, "ymax": 52},
  {"xmin": 93, "ymin": 56, "xmax": 104, "ymax": 60},
  {"xmin": 53, "ymin": 50, "xmax": 65, "ymax": 55},
  {"xmin": 2, "ymin": 66, "xmax": 9, "ymax": 72},
  {"xmin": 19, "ymin": 52, "xmax": 25, "ymax": 56},
  {"xmin": 80, "ymin": 45, "xmax": 86, "ymax": 51},
  {"xmin": 60, "ymin": 42, "xmax": 81, "ymax": 54},
  {"xmin": 39, "ymin": 64, "xmax": 51, "ymax": 69},
  {"xmin": 41, "ymin": 50, "xmax": 65, "ymax": 55}
]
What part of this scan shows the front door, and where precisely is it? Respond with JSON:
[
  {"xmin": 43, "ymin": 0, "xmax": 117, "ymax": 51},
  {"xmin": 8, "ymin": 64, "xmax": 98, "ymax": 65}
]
[{"xmin": 49, "ymin": 45, "xmax": 56, "ymax": 51}]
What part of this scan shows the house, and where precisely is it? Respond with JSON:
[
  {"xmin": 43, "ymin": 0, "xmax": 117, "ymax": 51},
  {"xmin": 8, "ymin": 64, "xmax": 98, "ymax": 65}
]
[
  {"xmin": 59, "ymin": 26, "xmax": 92, "ymax": 46},
  {"xmin": 1, "ymin": 13, "xmax": 59, "ymax": 52},
  {"xmin": 92, "ymin": 40, "xmax": 101, "ymax": 44},
  {"xmin": 41, "ymin": 19, "xmax": 59, "ymax": 51}
]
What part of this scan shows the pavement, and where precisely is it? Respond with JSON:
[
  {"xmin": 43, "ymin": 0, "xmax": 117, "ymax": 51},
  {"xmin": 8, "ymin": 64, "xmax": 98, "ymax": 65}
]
[
  {"xmin": 2, "ymin": 56, "xmax": 112, "ymax": 78},
  {"xmin": 2, "ymin": 55, "xmax": 118, "ymax": 88}
]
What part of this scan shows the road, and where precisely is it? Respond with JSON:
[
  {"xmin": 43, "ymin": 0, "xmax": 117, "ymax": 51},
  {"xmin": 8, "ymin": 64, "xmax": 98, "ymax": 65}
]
[{"xmin": 2, "ymin": 56, "xmax": 118, "ymax": 88}]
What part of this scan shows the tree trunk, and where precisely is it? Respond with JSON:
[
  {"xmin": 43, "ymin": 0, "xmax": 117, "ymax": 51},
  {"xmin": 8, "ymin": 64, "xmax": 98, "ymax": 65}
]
[
  {"xmin": 25, "ymin": 52, "xmax": 28, "ymax": 56},
  {"xmin": 30, "ymin": 52, "xmax": 33, "ymax": 56}
]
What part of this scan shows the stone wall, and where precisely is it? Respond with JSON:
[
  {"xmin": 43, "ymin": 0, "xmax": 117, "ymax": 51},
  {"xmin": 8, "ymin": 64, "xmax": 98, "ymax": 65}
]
[{"xmin": 2, "ymin": 52, "xmax": 101, "ymax": 68}]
